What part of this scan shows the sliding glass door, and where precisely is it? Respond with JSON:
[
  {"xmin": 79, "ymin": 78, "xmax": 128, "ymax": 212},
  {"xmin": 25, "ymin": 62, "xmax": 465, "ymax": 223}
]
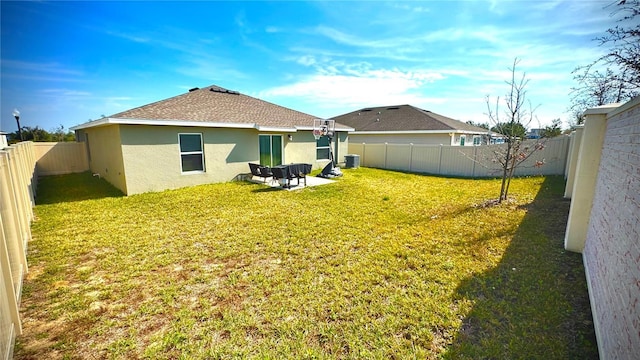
[{"xmin": 259, "ymin": 135, "xmax": 282, "ymax": 167}]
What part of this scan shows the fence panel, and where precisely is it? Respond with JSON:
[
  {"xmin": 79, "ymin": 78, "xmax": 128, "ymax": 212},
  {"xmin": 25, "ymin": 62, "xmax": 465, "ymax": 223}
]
[
  {"xmin": 362, "ymin": 143, "xmax": 387, "ymax": 169},
  {"xmin": 439, "ymin": 146, "xmax": 476, "ymax": 177},
  {"xmin": 33, "ymin": 142, "xmax": 89, "ymax": 176},
  {"xmin": 348, "ymin": 136, "xmax": 571, "ymax": 178},
  {"xmin": 0, "ymin": 141, "xmax": 36, "ymax": 360},
  {"xmin": 410, "ymin": 145, "xmax": 441, "ymax": 174},
  {"xmin": 386, "ymin": 144, "xmax": 412, "ymax": 171}
]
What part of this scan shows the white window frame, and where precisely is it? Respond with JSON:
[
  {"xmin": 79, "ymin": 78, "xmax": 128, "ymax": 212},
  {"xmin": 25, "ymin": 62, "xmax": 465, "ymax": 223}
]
[
  {"xmin": 178, "ymin": 133, "xmax": 205, "ymax": 173},
  {"xmin": 473, "ymin": 135, "xmax": 482, "ymax": 146},
  {"xmin": 460, "ymin": 135, "xmax": 466, "ymax": 146}
]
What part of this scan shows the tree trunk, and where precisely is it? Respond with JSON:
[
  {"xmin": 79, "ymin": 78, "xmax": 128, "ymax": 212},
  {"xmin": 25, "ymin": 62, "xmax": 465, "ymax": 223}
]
[{"xmin": 498, "ymin": 141, "xmax": 513, "ymax": 202}]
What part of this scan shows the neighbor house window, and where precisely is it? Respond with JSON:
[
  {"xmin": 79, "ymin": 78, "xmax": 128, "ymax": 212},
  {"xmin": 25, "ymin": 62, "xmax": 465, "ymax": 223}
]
[
  {"xmin": 179, "ymin": 133, "xmax": 204, "ymax": 172},
  {"xmin": 316, "ymin": 136, "xmax": 330, "ymax": 160},
  {"xmin": 473, "ymin": 136, "xmax": 482, "ymax": 146}
]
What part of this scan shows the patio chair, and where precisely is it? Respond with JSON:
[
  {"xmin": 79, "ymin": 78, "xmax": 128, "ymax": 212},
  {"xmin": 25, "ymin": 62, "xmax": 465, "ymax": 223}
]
[
  {"xmin": 270, "ymin": 166, "xmax": 294, "ymax": 188},
  {"xmin": 248, "ymin": 163, "xmax": 273, "ymax": 183},
  {"xmin": 259, "ymin": 165, "xmax": 274, "ymax": 182}
]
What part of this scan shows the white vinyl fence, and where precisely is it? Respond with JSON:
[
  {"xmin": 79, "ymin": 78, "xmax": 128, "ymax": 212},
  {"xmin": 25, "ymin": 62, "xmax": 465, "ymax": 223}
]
[
  {"xmin": 33, "ymin": 142, "xmax": 89, "ymax": 176},
  {"xmin": 0, "ymin": 142, "xmax": 36, "ymax": 360},
  {"xmin": 347, "ymin": 136, "xmax": 572, "ymax": 177}
]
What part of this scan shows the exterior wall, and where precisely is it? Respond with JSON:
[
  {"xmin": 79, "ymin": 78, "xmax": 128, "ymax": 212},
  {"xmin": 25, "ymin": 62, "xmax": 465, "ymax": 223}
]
[
  {"xmin": 118, "ymin": 126, "xmax": 345, "ymax": 195},
  {"xmin": 33, "ymin": 142, "xmax": 89, "ymax": 175},
  {"xmin": 349, "ymin": 132, "xmax": 487, "ymax": 147},
  {"xmin": 335, "ymin": 132, "xmax": 349, "ymax": 165},
  {"xmin": 283, "ymin": 131, "xmax": 326, "ymax": 166},
  {"xmin": 580, "ymin": 97, "xmax": 640, "ymax": 359},
  {"xmin": 119, "ymin": 125, "xmax": 257, "ymax": 195},
  {"xmin": 349, "ymin": 133, "xmax": 453, "ymax": 146},
  {"xmin": 78, "ymin": 125, "xmax": 127, "ymax": 194}
]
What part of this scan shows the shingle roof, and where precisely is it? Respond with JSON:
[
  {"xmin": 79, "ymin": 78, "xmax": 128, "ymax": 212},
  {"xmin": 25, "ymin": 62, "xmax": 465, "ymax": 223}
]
[
  {"xmin": 73, "ymin": 85, "xmax": 351, "ymax": 131},
  {"xmin": 330, "ymin": 105, "xmax": 488, "ymax": 133}
]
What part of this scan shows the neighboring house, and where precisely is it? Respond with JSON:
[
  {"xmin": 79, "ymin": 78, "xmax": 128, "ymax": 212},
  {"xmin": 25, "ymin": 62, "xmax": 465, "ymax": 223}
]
[
  {"xmin": 527, "ymin": 128, "xmax": 543, "ymax": 139},
  {"xmin": 331, "ymin": 105, "xmax": 493, "ymax": 146},
  {"xmin": 70, "ymin": 85, "xmax": 352, "ymax": 195}
]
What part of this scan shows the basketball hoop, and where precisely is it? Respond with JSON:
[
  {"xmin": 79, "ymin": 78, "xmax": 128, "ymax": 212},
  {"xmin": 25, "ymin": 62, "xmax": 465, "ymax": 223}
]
[{"xmin": 313, "ymin": 119, "xmax": 335, "ymax": 140}]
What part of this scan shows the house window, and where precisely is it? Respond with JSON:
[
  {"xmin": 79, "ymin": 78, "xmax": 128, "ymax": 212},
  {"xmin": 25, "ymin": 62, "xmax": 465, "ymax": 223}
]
[
  {"xmin": 316, "ymin": 136, "xmax": 331, "ymax": 160},
  {"xmin": 460, "ymin": 135, "xmax": 466, "ymax": 146},
  {"xmin": 179, "ymin": 133, "xmax": 204, "ymax": 172},
  {"xmin": 473, "ymin": 136, "xmax": 482, "ymax": 146}
]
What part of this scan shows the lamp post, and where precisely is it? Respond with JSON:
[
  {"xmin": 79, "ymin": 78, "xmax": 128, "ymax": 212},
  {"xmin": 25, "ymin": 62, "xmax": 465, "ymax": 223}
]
[{"xmin": 12, "ymin": 108, "xmax": 23, "ymax": 141}]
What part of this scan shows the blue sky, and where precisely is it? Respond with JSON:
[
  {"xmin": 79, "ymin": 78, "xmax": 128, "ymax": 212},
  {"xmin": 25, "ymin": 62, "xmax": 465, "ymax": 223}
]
[{"xmin": 1, "ymin": 1, "xmax": 616, "ymax": 134}]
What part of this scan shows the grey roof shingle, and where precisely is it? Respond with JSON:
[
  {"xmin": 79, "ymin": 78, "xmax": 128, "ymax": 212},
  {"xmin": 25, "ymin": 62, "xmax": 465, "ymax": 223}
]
[
  {"xmin": 330, "ymin": 105, "xmax": 488, "ymax": 133},
  {"xmin": 77, "ymin": 85, "xmax": 351, "ymax": 130}
]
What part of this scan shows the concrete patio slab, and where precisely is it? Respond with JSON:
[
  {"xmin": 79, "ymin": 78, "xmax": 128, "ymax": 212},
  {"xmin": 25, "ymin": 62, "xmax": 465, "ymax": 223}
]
[{"xmin": 247, "ymin": 175, "xmax": 335, "ymax": 190}]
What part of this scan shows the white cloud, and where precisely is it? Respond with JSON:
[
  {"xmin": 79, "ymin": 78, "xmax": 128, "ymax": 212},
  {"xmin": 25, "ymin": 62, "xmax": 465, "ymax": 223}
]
[
  {"xmin": 2, "ymin": 60, "xmax": 84, "ymax": 76},
  {"xmin": 40, "ymin": 89, "xmax": 92, "ymax": 97},
  {"xmin": 259, "ymin": 62, "xmax": 449, "ymax": 116},
  {"xmin": 296, "ymin": 55, "xmax": 317, "ymax": 66},
  {"xmin": 105, "ymin": 30, "xmax": 150, "ymax": 43},
  {"xmin": 390, "ymin": 3, "xmax": 431, "ymax": 13}
]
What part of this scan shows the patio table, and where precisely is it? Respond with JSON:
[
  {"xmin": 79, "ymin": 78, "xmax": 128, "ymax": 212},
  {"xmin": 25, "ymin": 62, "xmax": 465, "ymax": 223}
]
[{"xmin": 271, "ymin": 163, "xmax": 312, "ymax": 188}]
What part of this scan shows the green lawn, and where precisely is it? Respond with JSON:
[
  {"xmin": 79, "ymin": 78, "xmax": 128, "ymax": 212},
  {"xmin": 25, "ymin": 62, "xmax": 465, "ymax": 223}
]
[{"xmin": 16, "ymin": 169, "xmax": 597, "ymax": 359}]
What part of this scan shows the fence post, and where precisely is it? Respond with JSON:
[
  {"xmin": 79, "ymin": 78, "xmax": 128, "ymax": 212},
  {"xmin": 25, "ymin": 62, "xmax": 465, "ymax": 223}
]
[
  {"xmin": 361, "ymin": 143, "xmax": 365, "ymax": 167},
  {"xmin": 409, "ymin": 143, "xmax": 414, "ymax": 172},
  {"xmin": 384, "ymin": 142, "xmax": 388, "ymax": 168},
  {"xmin": 438, "ymin": 145, "xmax": 443, "ymax": 175},
  {"xmin": 472, "ymin": 146, "xmax": 478, "ymax": 177}
]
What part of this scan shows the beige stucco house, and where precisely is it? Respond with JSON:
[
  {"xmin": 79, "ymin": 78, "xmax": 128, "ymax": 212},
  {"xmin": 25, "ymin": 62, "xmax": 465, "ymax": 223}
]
[
  {"xmin": 70, "ymin": 85, "xmax": 352, "ymax": 195},
  {"xmin": 331, "ymin": 105, "xmax": 495, "ymax": 146}
]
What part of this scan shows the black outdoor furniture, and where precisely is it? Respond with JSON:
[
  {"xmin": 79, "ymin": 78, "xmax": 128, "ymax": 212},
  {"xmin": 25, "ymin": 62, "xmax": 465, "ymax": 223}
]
[
  {"xmin": 248, "ymin": 163, "xmax": 274, "ymax": 183},
  {"xmin": 271, "ymin": 163, "xmax": 312, "ymax": 188}
]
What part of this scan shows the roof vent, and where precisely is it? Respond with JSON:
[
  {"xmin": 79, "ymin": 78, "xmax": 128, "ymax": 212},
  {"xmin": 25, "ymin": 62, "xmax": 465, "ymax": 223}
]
[
  {"xmin": 210, "ymin": 87, "xmax": 240, "ymax": 95},
  {"xmin": 362, "ymin": 108, "xmax": 372, "ymax": 112},
  {"xmin": 376, "ymin": 118, "xmax": 380, "ymax": 122},
  {"xmin": 387, "ymin": 107, "xmax": 399, "ymax": 110},
  {"xmin": 188, "ymin": 87, "xmax": 199, "ymax": 92},
  {"xmin": 377, "ymin": 111, "xmax": 381, "ymax": 114}
]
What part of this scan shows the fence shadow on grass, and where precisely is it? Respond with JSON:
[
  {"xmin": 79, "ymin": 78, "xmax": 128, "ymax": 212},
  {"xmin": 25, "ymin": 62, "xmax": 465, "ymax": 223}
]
[
  {"xmin": 35, "ymin": 171, "xmax": 124, "ymax": 205},
  {"xmin": 443, "ymin": 176, "xmax": 599, "ymax": 359}
]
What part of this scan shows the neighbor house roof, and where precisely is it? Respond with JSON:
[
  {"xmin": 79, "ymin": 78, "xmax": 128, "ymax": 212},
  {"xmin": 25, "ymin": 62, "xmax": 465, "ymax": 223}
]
[
  {"xmin": 71, "ymin": 85, "xmax": 353, "ymax": 132},
  {"xmin": 330, "ymin": 105, "xmax": 489, "ymax": 134}
]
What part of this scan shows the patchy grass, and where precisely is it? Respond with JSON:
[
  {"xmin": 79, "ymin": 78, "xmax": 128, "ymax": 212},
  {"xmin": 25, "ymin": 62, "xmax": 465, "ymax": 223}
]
[{"xmin": 16, "ymin": 168, "xmax": 597, "ymax": 359}]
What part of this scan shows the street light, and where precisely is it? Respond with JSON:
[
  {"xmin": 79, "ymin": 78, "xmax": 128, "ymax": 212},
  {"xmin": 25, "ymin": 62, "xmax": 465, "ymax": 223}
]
[{"xmin": 12, "ymin": 108, "xmax": 23, "ymax": 141}]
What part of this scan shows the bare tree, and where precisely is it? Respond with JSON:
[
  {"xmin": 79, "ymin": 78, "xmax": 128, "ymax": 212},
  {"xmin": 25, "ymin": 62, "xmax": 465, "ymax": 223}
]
[
  {"xmin": 569, "ymin": 67, "xmax": 634, "ymax": 124},
  {"xmin": 570, "ymin": 0, "xmax": 640, "ymax": 117},
  {"xmin": 485, "ymin": 59, "xmax": 544, "ymax": 203}
]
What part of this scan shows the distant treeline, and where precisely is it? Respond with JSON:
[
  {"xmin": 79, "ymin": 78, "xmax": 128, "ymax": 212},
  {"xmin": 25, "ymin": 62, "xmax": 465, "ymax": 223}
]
[{"xmin": 6, "ymin": 125, "xmax": 76, "ymax": 143}]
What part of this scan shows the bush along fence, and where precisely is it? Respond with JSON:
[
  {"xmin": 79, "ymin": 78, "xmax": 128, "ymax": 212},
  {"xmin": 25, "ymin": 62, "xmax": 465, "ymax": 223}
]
[
  {"xmin": 0, "ymin": 141, "xmax": 37, "ymax": 360},
  {"xmin": 347, "ymin": 135, "xmax": 572, "ymax": 178}
]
